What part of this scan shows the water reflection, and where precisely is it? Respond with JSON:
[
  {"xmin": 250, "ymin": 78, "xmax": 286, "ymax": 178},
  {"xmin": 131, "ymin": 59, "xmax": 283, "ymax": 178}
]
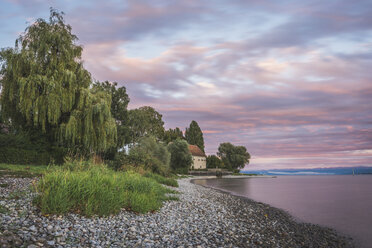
[{"xmin": 194, "ymin": 176, "xmax": 372, "ymax": 248}]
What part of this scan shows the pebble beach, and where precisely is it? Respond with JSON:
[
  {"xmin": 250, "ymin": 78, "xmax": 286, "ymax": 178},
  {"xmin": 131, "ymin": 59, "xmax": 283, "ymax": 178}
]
[{"xmin": 0, "ymin": 176, "xmax": 354, "ymax": 247}]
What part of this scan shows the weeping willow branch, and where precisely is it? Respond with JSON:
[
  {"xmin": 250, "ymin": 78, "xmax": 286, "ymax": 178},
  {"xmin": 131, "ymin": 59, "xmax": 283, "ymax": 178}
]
[{"xmin": 0, "ymin": 9, "xmax": 116, "ymax": 152}]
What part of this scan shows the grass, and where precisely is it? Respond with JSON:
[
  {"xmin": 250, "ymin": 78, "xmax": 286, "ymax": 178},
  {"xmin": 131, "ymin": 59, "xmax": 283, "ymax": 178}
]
[
  {"xmin": 0, "ymin": 163, "xmax": 48, "ymax": 178},
  {"xmin": 8, "ymin": 190, "xmax": 28, "ymax": 200},
  {"xmin": 33, "ymin": 161, "xmax": 178, "ymax": 216},
  {"xmin": 0, "ymin": 204, "xmax": 9, "ymax": 214},
  {"xmin": 144, "ymin": 172, "xmax": 179, "ymax": 187}
]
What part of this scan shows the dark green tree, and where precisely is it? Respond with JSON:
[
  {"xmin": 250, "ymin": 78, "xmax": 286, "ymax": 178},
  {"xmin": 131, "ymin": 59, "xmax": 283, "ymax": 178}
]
[
  {"xmin": 163, "ymin": 127, "xmax": 184, "ymax": 143},
  {"xmin": 94, "ymin": 81, "xmax": 130, "ymax": 158},
  {"xmin": 217, "ymin": 142, "xmax": 250, "ymax": 170},
  {"xmin": 0, "ymin": 9, "xmax": 116, "ymax": 152},
  {"xmin": 167, "ymin": 139, "xmax": 192, "ymax": 174},
  {"xmin": 128, "ymin": 106, "xmax": 164, "ymax": 145},
  {"xmin": 206, "ymin": 155, "xmax": 224, "ymax": 169},
  {"xmin": 128, "ymin": 136, "xmax": 170, "ymax": 175},
  {"xmin": 0, "ymin": 103, "xmax": 8, "ymax": 133},
  {"xmin": 185, "ymin": 120, "xmax": 204, "ymax": 152}
]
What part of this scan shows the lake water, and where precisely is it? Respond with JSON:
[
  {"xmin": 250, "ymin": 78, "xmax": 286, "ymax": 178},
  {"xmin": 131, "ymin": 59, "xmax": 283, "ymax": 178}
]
[{"xmin": 194, "ymin": 176, "xmax": 372, "ymax": 248}]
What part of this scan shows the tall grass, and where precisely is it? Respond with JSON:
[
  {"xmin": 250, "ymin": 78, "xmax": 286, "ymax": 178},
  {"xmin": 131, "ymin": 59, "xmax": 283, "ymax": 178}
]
[
  {"xmin": 33, "ymin": 161, "xmax": 177, "ymax": 216},
  {"xmin": 144, "ymin": 172, "xmax": 179, "ymax": 187}
]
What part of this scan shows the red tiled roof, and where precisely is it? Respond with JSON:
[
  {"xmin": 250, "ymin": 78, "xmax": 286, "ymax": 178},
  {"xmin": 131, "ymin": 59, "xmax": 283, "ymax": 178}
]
[{"xmin": 188, "ymin": 145, "xmax": 206, "ymax": 157}]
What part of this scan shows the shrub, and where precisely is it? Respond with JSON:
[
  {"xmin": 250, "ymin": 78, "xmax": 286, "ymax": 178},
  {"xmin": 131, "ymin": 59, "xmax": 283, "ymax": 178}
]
[
  {"xmin": 0, "ymin": 133, "xmax": 66, "ymax": 165},
  {"xmin": 174, "ymin": 167, "xmax": 189, "ymax": 175},
  {"xmin": 108, "ymin": 151, "xmax": 129, "ymax": 170},
  {"xmin": 34, "ymin": 162, "xmax": 176, "ymax": 216},
  {"xmin": 128, "ymin": 136, "xmax": 171, "ymax": 176}
]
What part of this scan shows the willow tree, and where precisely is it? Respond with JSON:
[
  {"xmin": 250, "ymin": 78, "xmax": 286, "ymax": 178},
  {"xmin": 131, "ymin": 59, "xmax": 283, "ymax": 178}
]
[{"xmin": 0, "ymin": 9, "xmax": 116, "ymax": 152}]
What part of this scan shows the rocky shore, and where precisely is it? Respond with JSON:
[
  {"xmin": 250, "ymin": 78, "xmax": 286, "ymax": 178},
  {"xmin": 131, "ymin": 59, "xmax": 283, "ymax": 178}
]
[{"xmin": 1, "ymin": 176, "xmax": 354, "ymax": 247}]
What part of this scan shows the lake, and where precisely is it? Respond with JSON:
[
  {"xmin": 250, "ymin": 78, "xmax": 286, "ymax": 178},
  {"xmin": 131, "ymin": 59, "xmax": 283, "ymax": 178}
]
[{"xmin": 193, "ymin": 175, "xmax": 372, "ymax": 248}]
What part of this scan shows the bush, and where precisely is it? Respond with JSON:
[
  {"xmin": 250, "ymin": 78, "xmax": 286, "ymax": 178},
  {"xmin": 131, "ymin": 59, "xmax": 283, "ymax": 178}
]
[
  {"xmin": 0, "ymin": 133, "xmax": 66, "ymax": 165},
  {"xmin": 128, "ymin": 136, "xmax": 171, "ymax": 176},
  {"xmin": 34, "ymin": 161, "xmax": 176, "ymax": 216},
  {"xmin": 108, "ymin": 151, "xmax": 129, "ymax": 170},
  {"xmin": 174, "ymin": 167, "xmax": 189, "ymax": 175}
]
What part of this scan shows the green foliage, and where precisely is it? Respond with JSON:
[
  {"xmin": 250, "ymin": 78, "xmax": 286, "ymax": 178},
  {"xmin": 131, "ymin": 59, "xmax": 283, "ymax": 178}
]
[
  {"xmin": 0, "ymin": 204, "xmax": 8, "ymax": 214},
  {"xmin": 144, "ymin": 172, "xmax": 179, "ymax": 187},
  {"xmin": 185, "ymin": 120, "xmax": 205, "ymax": 152},
  {"xmin": 8, "ymin": 190, "xmax": 28, "ymax": 200},
  {"xmin": 0, "ymin": 132, "xmax": 66, "ymax": 165},
  {"xmin": 128, "ymin": 106, "xmax": 164, "ymax": 145},
  {"xmin": 163, "ymin": 127, "xmax": 184, "ymax": 144},
  {"xmin": 0, "ymin": 104, "xmax": 9, "ymax": 133},
  {"xmin": 206, "ymin": 155, "xmax": 224, "ymax": 169},
  {"xmin": 0, "ymin": 9, "xmax": 116, "ymax": 153},
  {"xmin": 34, "ymin": 161, "xmax": 176, "ymax": 216},
  {"xmin": 108, "ymin": 151, "xmax": 130, "ymax": 170},
  {"xmin": 128, "ymin": 136, "xmax": 170, "ymax": 176},
  {"xmin": 168, "ymin": 139, "xmax": 192, "ymax": 174},
  {"xmin": 0, "ymin": 163, "xmax": 48, "ymax": 175},
  {"xmin": 217, "ymin": 142, "xmax": 250, "ymax": 170},
  {"xmin": 128, "ymin": 136, "xmax": 170, "ymax": 175},
  {"xmin": 94, "ymin": 81, "xmax": 130, "ymax": 158}
]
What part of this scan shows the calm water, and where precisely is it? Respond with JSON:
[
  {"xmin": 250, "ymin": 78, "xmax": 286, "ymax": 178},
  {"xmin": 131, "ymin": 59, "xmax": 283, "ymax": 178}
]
[{"xmin": 194, "ymin": 176, "xmax": 372, "ymax": 248}]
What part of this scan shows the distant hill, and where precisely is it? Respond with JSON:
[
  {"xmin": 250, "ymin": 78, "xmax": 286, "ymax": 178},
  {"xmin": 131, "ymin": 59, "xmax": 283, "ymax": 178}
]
[{"xmin": 241, "ymin": 166, "xmax": 372, "ymax": 175}]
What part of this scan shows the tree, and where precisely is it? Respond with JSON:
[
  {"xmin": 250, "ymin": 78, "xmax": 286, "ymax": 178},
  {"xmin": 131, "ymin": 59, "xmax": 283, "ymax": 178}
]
[
  {"xmin": 206, "ymin": 155, "xmax": 224, "ymax": 169},
  {"xmin": 0, "ymin": 103, "xmax": 9, "ymax": 134},
  {"xmin": 185, "ymin": 120, "xmax": 204, "ymax": 152},
  {"xmin": 217, "ymin": 142, "xmax": 250, "ymax": 170},
  {"xmin": 128, "ymin": 106, "xmax": 164, "ymax": 145},
  {"xmin": 128, "ymin": 136, "xmax": 170, "ymax": 175},
  {"xmin": 167, "ymin": 139, "xmax": 192, "ymax": 174},
  {"xmin": 163, "ymin": 127, "xmax": 184, "ymax": 144},
  {"xmin": 0, "ymin": 9, "xmax": 116, "ymax": 152},
  {"xmin": 94, "ymin": 81, "xmax": 130, "ymax": 157}
]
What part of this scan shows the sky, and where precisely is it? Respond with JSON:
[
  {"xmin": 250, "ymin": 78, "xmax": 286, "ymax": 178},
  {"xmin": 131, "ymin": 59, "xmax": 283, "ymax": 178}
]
[{"xmin": 1, "ymin": 0, "xmax": 372, "ymax": 170}]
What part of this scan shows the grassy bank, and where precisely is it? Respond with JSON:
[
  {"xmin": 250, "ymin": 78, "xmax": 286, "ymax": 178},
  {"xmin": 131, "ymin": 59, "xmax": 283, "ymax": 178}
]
[
  {"xmin": 144, "ymin": 172, "xmax": 179, "ymax": 187},
  {"xmin": 0, "ymin": 163, "xmax": 48, "ymax": 178},
  {"xmin": 33, "ymin": 161, "xmax": 178, "ymax": 216}
]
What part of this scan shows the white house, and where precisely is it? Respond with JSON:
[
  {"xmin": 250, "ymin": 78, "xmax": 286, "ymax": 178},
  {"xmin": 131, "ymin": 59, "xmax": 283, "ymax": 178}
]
[{"xmin": 188, "ymin": 144, "xmax": 206, "ymax": 169}]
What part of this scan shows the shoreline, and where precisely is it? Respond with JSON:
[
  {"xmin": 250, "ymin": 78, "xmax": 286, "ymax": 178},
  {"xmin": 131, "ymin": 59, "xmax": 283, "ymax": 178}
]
[
  {"xmin": 191, "ymin": 176, "xmax": 357, "ymax": 247},
  {"xmin": 1, "ymin": 177, "xmax": 355, "ymax": 247}
]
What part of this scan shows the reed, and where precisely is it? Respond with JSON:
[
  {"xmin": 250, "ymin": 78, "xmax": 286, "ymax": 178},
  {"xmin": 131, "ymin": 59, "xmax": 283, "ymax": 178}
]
[{"xmin": 34, "ymin": 161, "xmax": 177, "ymax": 216}]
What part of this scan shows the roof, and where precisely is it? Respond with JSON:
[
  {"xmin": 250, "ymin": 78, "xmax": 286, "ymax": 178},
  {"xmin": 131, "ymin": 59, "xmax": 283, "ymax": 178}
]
[{"xmin": 188, "ymin": 145, "xmax": 206, "ymax": 157}]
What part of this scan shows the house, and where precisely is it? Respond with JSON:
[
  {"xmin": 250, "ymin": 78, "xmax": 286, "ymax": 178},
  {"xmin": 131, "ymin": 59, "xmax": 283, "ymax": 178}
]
[{"xmin": 188, "ymin": 144, "xmax": 206, "ymax": 169}]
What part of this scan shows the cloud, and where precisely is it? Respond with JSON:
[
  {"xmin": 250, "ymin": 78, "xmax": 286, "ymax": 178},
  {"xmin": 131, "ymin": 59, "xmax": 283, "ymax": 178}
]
[{"xmin": 1, "ymin": 0, "xmax": 372, "ymax": 169}]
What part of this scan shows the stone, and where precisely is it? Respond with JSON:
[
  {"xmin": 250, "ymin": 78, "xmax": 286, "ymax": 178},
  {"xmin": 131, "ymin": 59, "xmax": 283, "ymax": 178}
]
[{"xmin": 47, "ymin": 240, "xmax": 55, "ymax": 246}]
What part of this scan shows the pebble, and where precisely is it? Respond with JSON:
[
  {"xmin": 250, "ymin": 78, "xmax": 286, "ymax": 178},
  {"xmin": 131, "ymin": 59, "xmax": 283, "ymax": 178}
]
[{"xmin": 0, "ymin": 177, "xmax": 354, "ymax": 247}]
